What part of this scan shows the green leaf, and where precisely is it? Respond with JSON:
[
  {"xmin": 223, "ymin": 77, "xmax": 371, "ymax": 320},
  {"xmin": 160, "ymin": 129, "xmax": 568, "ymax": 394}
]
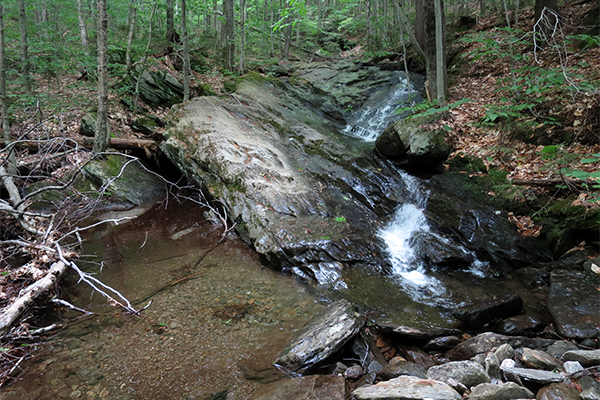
[
  {"xmin": 335, "ymin": 216, "xmax": 346, "ymax": 222},
  {"xmin": 581, "ymin": 158, "xmax": 600, "ymax": 164},
  {"xmin": 540, "ymin": 145, "xmax": 557, "ymax": 154}
]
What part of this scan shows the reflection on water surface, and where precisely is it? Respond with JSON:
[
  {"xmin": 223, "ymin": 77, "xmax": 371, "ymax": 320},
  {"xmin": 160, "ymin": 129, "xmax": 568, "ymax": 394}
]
[{"xmin": 1, "ymin": 201, "xmax": 321, "ymax": 400}]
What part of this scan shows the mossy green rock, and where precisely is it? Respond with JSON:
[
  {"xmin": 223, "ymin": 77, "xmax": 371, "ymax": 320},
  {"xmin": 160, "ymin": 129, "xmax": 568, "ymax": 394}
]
[
  {"xmin": 376, "ymin": 113, "xmax": 453, "ymax": 169},
  {"xmin": 82, "ymin": 154, "xmax": 166, "ymax": 207}
]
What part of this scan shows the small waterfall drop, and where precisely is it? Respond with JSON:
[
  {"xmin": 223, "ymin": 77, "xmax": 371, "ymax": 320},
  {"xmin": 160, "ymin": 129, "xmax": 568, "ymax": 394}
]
[
  {"xmin": 343, "ymin": 76, "xmax": 422, "ymax": 142},
  {"xmin": 343, "ymin": 74, "xmax": 483, "ymax": 305}
]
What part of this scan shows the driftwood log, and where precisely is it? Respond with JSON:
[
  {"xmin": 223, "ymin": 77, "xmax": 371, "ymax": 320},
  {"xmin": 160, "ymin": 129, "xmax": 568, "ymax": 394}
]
[{"xmin": 0, "ymin": 261, "xmax": 69, "ymax": 333}]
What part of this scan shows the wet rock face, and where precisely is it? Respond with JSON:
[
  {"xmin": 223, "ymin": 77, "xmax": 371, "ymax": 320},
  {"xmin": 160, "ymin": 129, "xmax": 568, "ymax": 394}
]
[
  {"xmin": 453, "ymin": 294, "xmax": 523, "ymax": 329},
  {"xmin": 275, "ymin": 299, "xmax": 364, "ymax": 374},
  {"xmin": 548, "ymin": 271, "xmax": 600, "ymax": 338},
  {"xmin": 162, "ymin": 63, "xmax": 551, "ymax": 287}
]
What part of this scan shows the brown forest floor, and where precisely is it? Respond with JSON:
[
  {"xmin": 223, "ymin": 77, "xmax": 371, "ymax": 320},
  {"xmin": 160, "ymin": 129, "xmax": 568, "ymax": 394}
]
[{"xmin": 440, "ymin": 3, "xmax": 600, "ymax": 207}]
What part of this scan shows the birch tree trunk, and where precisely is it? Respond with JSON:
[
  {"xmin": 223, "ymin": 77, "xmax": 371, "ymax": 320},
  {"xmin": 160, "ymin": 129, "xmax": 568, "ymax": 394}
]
[
  {"xmin": 18, "ymin": 0, "xmax": 31, "ymax": 95},
  {"xmin": 77, "ymin": 0, "xmax": 90, "ymax": 56},
  {"xmin": 181, "ymin": 0, "xmax": 190, "ymax": 101},
  {"xmin": 93, "ymin": 0, "xmax": 110, "ymax": 154}
]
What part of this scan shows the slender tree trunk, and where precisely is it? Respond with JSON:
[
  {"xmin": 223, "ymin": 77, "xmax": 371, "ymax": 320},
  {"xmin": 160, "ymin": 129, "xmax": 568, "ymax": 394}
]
[
  {"xmin": 18, "ymin": 0, "xmax": 31, "ymax": 95},
  {"xmin": 134, "ymin": 1, "xmax": 158, "ymax": 113},
  {"xmin": 93, "ymin": 0, "xmax": 109, "ymax": 154},
  {"xmin": 415, "ymin": 0, "xmax": 445, "ymax": 101},
  {"xmin": 77, "ymin": 0, "xmax": 90, "ymax": 56},
  {"xmin": 434, "ymin": 0, "xmax": 445, "ymax": 104},
  {"xmin": 166, "ymin": 0, "xmax": 175, "ymax": 42},
  {"xmin": 262, "ymin": 0, "xmax": 268, "ymax": 56},
  {"xmin": 223, "ymin": 0, "xmax": 235, "ymax": 70},
  {"xmin": 0, "ymin": 3, "xmax": 15, "ymax": 174},
  {"xmin": 239, "ymin": 0, "xmax": 246, "ymax": 73},
  {"xmin": 181, "ymin": 0, "xmax": 190, "ymax": 101},
  {"xmin": 283, "ymin": 1, "xmax": 292, "ymax": 60},
  {"xmin": 126, "ymin": 0, "xmax": 138, "ymax": 71}
]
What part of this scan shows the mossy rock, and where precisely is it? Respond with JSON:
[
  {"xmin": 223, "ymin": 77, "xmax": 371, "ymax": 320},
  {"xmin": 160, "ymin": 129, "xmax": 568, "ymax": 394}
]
[
  {"xmin": 82, "ymin": 154, "xmax": 166, "ymax": 207},
  {"xmin": 80, "ymin": 110, "xmax": 110, "ymax": 138}
]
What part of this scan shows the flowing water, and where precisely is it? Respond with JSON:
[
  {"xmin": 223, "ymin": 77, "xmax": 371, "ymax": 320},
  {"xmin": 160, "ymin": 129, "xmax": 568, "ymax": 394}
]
[
  {"xmin": 343, "ymin": 79, "xmax": 495, "ymax": 310},
  {"xmin": 1, "ymin": 202, "xmax": 323, "ymax": 399}
]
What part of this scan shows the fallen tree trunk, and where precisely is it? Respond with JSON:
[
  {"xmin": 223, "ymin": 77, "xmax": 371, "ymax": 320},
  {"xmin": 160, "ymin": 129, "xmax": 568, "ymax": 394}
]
[
  {"xmin": 509, "ymin": 178, "xmax": 587, "ymax": 190},
  {"xmin": 0, "ymin": 261, "xmax": 69, "ymax": 333}
]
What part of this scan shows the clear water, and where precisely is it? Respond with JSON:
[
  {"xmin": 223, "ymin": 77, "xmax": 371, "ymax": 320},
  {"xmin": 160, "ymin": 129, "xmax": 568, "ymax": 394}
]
[{"xmin": 1, "ymin": 201, "xmax": 323, "ymax": 399}]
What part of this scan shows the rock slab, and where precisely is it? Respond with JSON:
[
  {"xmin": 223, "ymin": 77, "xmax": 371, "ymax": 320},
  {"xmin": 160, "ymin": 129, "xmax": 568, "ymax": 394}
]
[
  {"xmin": 548, "ymin": 271, "xmax": 600, "ymax": 338},
  {"xmin": 351, "ymin": 375, "xmax": 461, "ymax": 400},
  {"xmin": 251, "ymin": 374, "xmax": 345, "ymax": 400},
  {"xmin": 275, "ymin": 299, "xmax": 363, "ymax": 374}
]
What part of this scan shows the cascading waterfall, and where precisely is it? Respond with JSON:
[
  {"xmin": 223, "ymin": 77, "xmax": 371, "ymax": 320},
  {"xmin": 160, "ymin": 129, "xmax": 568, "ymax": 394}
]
[
  {"xmin": 344, "ymin": 75, "xmax": 485, "ymax": 305},
  {"xmin": 343, "ymin": 75, "xmax": 420, "ymax": 142}
]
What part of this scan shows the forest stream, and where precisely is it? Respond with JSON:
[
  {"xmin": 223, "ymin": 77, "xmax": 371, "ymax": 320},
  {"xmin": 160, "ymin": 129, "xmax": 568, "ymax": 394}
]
[{"xmin": 1, "ymin": 62, "xmax": 597, "ymax": 400}]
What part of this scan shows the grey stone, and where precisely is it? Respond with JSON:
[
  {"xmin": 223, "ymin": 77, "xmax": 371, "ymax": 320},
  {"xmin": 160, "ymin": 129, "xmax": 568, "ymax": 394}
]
[
  {"xmin": 82, "ymin": 154, "xmax": 166, "ymax": 207},
  {"xmin": 519, "ymin": 348, "xmax": 563, "ymax": 371},
  {"xmin": 367, "ymin": 361, "xmax": 383, "ymax": 374},
  {"xmin": 376, "ymin": 112, "xmax": 453, "ymax": 169},
  {"xmin": 453, "ymin": 294, "xmax": 523, "ymax": 329},
  {"xmin": 352, "ymin": 375, "xmax": 461, "ymax": 400},
  {"xmin": 563, "ymin": 361, "xmax": 584, "ymax": 375},
  {"xmin": 377, "ymin": 361, "xmax": 427, "ymax": 380},
  {"xmin": 332, "ymin": 362, "xmax": 348, "ymax": 375},
  {"xmin": 423, "ymin": 335, "xmax": 461, "ymax": 351},
  {"xmin": 580, "ymin": 375, "xmax": 600, "ymax": 400},
  {"xmin": 354, "ymin": 372, "xmax": 376, "ymax": 389},
  {"xmin": 80, "ymin": 112, "xmax": 102, "ymax": 137},
  {"xmin": 250, "ymin": 374, "xmax": 345, "ymax": 400},
  {"xmin": 446, "ymin": 332, "xmax": 556, "ymax": 361},
  {"xmin": 536, "ymin": 382, "xmax": 581, "ymax": 400},
  {"xmin": 468, "ymin": 382, "xmax": 534, "ymax": 400},
  {"xmin": 495, "ymin": 314, "xmax": 544, "ymax": 335},
  {"xmin": 583, "ymin": 256, "xmax": 600, "ymax": 275},
  {"xmin": 427, "ymin": 360, "xmax": 491, "ymax": 389},
  {"xmin": 376, "ymin": 324, "xmax": 462, "ymax": 341},
  {"xmin": 275, "ymin": 300, "xmax": 363, "ymax": 374},
  {"xmin": 499, "ymin": 366, "xmax": 565, "ymax": 384},
  {"xmin": 563, "ymin": 349, "xmax": 600, "ymax": 367},
  {"xmin": 485, "ymin": 352, "xmax": 502, "ymax": 382},
  {"xmin": 546, "ymin": 341, "xmax": 580, "ymax": 359},
  {"xmin": 548, "ymin": 271, "xmax": 600, "ymax": 338},
  {"xmin": 345, "ymin": 365, "xmax": 363, "ymax": 379},
  {"xmin": 494, "ymin": 344, "xmax": 515, "ymax": 363}
]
